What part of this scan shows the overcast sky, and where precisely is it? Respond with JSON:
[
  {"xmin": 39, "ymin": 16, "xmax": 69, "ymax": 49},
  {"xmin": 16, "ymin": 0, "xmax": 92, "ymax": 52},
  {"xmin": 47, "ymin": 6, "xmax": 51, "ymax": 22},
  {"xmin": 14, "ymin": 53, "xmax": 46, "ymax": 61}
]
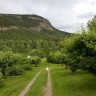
[{"xmin": 0, "ymin": 0, "xmax": 96, "ymax": 33}]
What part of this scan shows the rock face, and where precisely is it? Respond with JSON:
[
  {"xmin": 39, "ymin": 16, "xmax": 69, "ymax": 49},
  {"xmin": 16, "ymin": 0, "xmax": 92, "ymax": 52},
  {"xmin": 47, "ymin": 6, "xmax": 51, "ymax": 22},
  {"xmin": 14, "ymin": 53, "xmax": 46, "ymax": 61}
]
[
  {"xmin": 0, "ymin": 14, "xmax": 54, "ymax": 32},
  {"xmin": 30, "ymin": 20, "xmax": 54, "ymax": 32},
  {"xmin": 0, "ymin": 26, "xmax": 18, "ymax": 31}
]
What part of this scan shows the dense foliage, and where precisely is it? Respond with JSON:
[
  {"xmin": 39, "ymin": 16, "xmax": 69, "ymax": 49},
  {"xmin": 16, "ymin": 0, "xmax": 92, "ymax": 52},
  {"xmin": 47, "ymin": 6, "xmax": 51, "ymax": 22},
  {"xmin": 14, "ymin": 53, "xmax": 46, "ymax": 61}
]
[
  {"xmin": 47, "ymin": 51, "xmax": 63, "ymax": 64},
  {"xmin": 29, "ymin": 56, "xmax": 41, "ymax": 67},
  {"xmin": 87, "ymin": 15, "xmax": 96, "ymax": 31},
  {"xmin": 60, "ymin": 16, "xmax": 96, "ymax": 74},
  {"xmin": 0, "ymin": 51, "xmax": 23, "ymax": 76},
  {"xmin": 62, "ymin": 32, "xmax": 96, "ymax": 73}
]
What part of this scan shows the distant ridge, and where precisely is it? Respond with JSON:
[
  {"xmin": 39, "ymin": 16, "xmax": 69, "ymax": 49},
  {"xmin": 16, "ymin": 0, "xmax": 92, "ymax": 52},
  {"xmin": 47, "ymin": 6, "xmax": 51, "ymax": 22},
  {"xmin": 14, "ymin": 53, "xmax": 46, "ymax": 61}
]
[
  {"xmin": 0, "ymin": 14, "xmax": 69, "ymax": 32},
  {"xmin": 0, "ymin": 14, "xmax": 71, "ymax": 54},
  {"xmin": 0, "ymin": 14, "xmax": 71, "ymax": 40}
]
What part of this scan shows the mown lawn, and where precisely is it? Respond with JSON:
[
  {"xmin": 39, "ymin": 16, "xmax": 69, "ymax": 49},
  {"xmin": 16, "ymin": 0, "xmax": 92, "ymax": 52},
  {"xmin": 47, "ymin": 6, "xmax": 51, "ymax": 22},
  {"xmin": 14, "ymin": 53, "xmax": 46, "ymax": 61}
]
[
  {"xmin": 2, "ymin": 62, "xmax": 96, "ymax": 96},
  {"xmin": 0, "ymin": 66, "xmax": 43, "ymax": 96},
  {"xmin": 26, "ymin": 69, "xmax": 47, "ymax": 96},
  {"xmin": 51, "ymin": 67, "xmax": 96, "ymax": 96}
]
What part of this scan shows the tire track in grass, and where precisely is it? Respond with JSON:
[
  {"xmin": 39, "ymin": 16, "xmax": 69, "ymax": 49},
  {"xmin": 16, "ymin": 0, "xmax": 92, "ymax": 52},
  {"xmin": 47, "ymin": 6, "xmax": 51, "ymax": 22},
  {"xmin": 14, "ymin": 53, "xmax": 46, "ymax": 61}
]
[
  {"xmin": 18, "ymin": 69, "xmax": 42, "ymax": 96},
  {"xmin": 44, "ymin": 67, "xmax": 52, "ymax": 96}
]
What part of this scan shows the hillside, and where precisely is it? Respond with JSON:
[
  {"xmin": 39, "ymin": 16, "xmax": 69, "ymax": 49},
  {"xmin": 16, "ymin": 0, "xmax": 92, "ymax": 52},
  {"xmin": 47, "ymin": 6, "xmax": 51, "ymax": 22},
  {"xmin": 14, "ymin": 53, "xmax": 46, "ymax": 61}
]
[
  {"xmin": 0, "ymin": 14, "xmax": 54, "ymax": 31},
  {"xmin": 0, "ymin": 14, "xmax": 70, "ymax": 38},
  {"xmin": 0, "ymin": 14, "xmax": 71, "ymax": 54}
]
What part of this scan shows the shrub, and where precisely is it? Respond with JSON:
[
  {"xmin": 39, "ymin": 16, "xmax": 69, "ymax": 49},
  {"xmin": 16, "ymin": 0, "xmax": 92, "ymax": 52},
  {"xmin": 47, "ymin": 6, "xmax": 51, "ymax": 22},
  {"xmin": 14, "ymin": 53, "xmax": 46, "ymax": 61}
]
[
  {"xmin": 0, "ymin": 51, "xmax": 23, "ymax": 76},
  {"xmin": 29, "ymin": 56, "xmax": 41, "ymax": 67},
  {"xmin": 6, "ymin": 65, "xmax": 25, "ymax": 76},
  {"xmin": 22, "ymin": 64, "xmax": 32, "ymax": 70},
  {"xmin": 29, "ymin": 49, "xmax": 45, "ymax": 58},
  {"xmin": 47, "ymin": 51, "xmax": 62, "ymax": 64}
]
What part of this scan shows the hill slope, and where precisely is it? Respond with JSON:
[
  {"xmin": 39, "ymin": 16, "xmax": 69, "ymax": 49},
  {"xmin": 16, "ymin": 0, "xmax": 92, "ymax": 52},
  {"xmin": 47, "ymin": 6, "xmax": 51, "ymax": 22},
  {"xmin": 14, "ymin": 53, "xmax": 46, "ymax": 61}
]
[
  {"xmin": 0, "ymin": 14, "xmax": 54, "ymax": 31},
  {"xmin": 0, "ymin": 14, "xmax": 71, "ymax": 54},
  {"xmin": 0, "ymin": 14, "xmax": 65, "ymax": 32}
]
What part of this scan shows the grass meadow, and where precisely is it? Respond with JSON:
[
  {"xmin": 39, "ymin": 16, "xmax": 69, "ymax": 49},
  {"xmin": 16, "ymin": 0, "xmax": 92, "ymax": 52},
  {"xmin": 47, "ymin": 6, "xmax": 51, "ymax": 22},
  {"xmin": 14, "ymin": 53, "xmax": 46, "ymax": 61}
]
[
  {"xmin": 0, "ymin": 62, "xmax": 96, "ymax": 96},
  {"xmin": 0, "ymin": 66, "xmax": 42, "ymax": 96},
  {"xmin": 51, "ymin": 67, "xmax": 96, "ymax": 96}
]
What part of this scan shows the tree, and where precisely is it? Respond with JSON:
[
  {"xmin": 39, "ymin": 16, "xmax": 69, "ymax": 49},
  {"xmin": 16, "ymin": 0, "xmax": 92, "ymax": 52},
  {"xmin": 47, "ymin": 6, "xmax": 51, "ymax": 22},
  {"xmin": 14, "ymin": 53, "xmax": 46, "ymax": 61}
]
[
  {"xmin": 29, "ymin": 56, "xmax": 41, "ymax": 67},
  {"xmin": 29, "ymin": 49, "xmax": 45, "ymax": 58},
  {"xmin": 87, "ymin": 15, "xmax": 96, "ymax": 31},
  {"xmin": 62, "ymin": 32, "xmax": 96, "ymax": 73},
  {"xmin": 47, "ymin": 51, "xmax": 63, "ymax": 64},
  {"xmin": 0, "ymin": 51, "xmax": 22, "ymax": 76},
  {"xmin": 0, "ymin": 72, "xmax": 4, "ymax": 87}
]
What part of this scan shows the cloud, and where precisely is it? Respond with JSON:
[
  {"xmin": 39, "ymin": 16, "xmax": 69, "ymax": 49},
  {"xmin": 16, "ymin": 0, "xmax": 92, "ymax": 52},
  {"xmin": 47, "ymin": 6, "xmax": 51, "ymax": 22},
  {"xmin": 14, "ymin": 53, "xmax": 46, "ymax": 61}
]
[
  {"xmin": 78, "ymin": 12, "xmax": 95, "ymax": 19},
  {"xmin": 73, "ymin": 1, "xmax": 96, "ymax": 14},
  {"xmin": 0, "ymin": 0, "xmax": 96, "ymax": 33}
]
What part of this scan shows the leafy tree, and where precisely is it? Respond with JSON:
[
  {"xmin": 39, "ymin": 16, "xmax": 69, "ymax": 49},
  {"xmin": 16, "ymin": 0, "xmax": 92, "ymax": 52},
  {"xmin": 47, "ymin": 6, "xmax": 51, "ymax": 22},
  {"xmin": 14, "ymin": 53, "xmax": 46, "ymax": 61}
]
[
  {"xmin": 0, "ymin": 51, "xmax": 22, "ymax": 76},
  {"xmin": 62, "ymin": 31, "xmax": 96, "ymax": 73},
  {"xmin": 29, "ymin": 49, "xmax": 45, "ymax": 58},
  {"xmin": 87, "ymin": 15, "xmax": 96, "ymax": 31},
  {"xmin": 6, "ymin": 65, "xmax": 24, "ymax": 76},
  {"xmin": 21, "ymin": 64, "xmax": 32, "ymax": 70},
  {"xmin": 29, "ymin": 56, "xmax": 41, "ymax": 67},
  {"xmin": 47, "ymin": 51, "xmax": 63, "ymax": 64}
]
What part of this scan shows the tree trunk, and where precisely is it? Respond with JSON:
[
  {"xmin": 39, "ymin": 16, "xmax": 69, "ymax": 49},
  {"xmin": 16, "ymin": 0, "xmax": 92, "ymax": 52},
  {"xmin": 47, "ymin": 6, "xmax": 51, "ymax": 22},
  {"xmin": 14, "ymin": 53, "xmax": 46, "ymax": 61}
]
[
  {"xmin": 35, "ymin": 63, "xmax": 38, "ymax": 67},
  {"xmin": 66, "ymin": 64, "xmax": 69, "ymax": 69},
  {"xmin": 1, "ymin": 66, "xmax": 6, "ymax": 77}
]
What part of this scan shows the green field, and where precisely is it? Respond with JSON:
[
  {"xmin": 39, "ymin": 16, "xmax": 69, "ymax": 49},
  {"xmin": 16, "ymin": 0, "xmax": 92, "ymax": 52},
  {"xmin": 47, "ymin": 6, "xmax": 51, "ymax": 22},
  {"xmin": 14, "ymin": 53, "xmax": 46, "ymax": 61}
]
[
  {"xmin": 0, "ymin": 66, "xmax": 43, "ymax": 96},
  {"xmin": 51, "ymin": 67, "xmax": 96, "ymax": 96},
  {"xmin": 0, "ymin": 63, "xmax": 96, "ymax": 96}
]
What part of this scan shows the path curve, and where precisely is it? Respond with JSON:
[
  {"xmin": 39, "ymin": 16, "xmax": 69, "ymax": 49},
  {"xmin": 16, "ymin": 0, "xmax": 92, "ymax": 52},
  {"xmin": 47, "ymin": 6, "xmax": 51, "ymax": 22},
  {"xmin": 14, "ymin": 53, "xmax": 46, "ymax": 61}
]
[
  {"xmin": 44, "ymin": 68, "xmax": 52, "ymax": 96},
  {"xmin": 18, "ymin": 69, "xmax": 42, "ymax": 96}
]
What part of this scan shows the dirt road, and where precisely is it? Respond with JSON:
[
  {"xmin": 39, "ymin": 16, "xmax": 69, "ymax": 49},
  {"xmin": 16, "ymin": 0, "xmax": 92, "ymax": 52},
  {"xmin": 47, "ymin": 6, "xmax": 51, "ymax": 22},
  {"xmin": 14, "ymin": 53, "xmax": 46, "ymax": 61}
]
[
  {"xmin": 44, "ymin": 68, "xmax": 52, "ymax": 96},
  {"xmin": 18, "ymin": 70, "xmax": 42, "ymax": 96}
]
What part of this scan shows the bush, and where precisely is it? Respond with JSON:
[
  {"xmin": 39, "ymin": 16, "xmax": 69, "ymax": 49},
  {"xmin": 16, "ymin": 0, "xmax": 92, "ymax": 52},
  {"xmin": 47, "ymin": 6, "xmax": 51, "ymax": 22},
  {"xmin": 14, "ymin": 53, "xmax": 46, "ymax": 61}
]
[
  {"xmin": 29, "ymin": 56, "xmax": 41, "ymax": 67},
  {"xmin": 22, "ymin": 64, "xmax": 32, "ymax": 70},
  {"xmin": 29, "ymin": 49, "xmax": 45, "ymax": 58},
  {"xmin": 0, "ymin": 51, "xmax": 23, "ymax": 76},
  {"xmin": 6, "ymin": 65, "xmax": 25, "ymax": 76},
  {"xmin": 47, "ymin": 51, "xmax": 62, "ymax": 64}
]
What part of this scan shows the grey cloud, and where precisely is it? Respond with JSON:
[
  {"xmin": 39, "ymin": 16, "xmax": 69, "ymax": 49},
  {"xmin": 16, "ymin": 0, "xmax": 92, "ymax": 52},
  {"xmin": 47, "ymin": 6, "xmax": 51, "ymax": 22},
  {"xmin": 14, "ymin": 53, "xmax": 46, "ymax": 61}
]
[
  {"xmin": 56, "ymin": 22, "xmax": 81, "ymax": 33},
  {"xmin": 78, "ymin": 12, "xmax": 95, "ymax": 19},
  {"xmin": 0, "ymin": 0, "xmax": 96, "ymax": 33}
]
